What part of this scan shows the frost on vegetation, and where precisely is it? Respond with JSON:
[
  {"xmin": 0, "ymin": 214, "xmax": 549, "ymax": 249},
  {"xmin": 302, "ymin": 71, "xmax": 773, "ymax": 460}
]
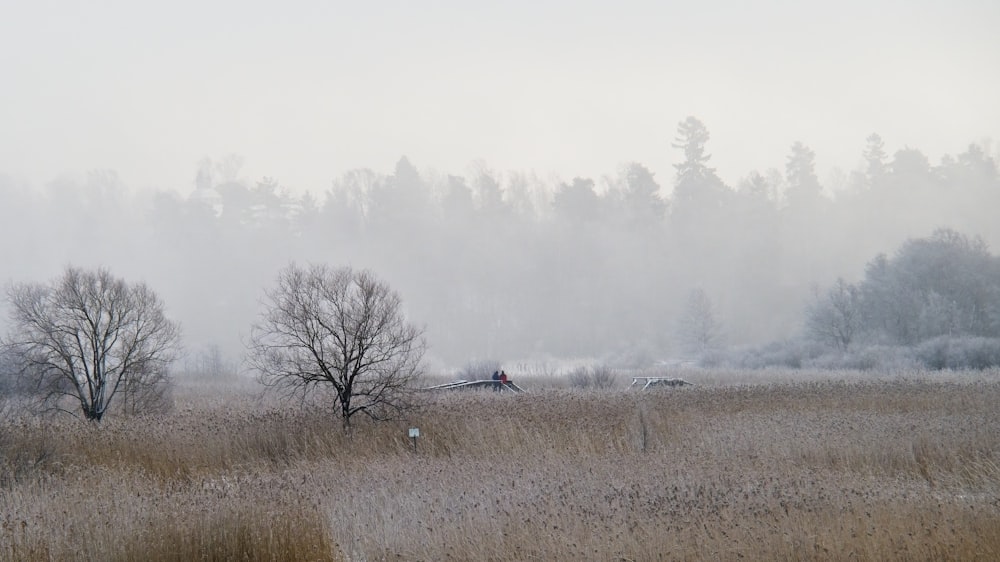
[{"xmin": 567, "ymin": 364, "xmax": 618, "ymax": 390}]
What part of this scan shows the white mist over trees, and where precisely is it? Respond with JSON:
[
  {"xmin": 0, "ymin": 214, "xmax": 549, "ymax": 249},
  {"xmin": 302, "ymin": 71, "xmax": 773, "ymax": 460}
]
[
  {"xmin": 0, "ymin": 118, "xmax": 998, "ymax": 369},
  {"xmin": 797, "ymin": 229, "xmax": 1000, "ymax": 370}
]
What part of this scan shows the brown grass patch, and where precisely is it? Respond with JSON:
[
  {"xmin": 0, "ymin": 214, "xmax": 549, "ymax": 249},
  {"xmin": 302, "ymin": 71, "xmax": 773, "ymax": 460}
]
[{"xmin": 2, "ymin": 372, "xmax": 999, "ymax": 560}]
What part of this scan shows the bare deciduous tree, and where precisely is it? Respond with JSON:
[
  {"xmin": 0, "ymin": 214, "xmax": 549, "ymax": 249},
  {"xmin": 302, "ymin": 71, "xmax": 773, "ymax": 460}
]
[
  {"xmin": 248, "ymin": 264, "xmax": 425, "ymax": 429},
  {"xmin": 806, "ymin": 278, "xmax": 863, "ymax": 352},
  {"xmin": 3, "ymin": 266, "xmax": 180, "ymax": 421},
  {"xmin": 677, "ymin": 288, "xmax": 723, "ymax": 355}
]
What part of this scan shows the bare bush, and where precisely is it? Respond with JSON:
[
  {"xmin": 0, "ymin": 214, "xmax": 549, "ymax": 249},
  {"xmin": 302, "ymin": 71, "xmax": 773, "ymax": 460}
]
[
  {"xmin": 114, "ymin": 364, "xmax": 174, "ymax": 417},
  {"xmin": 568, "ymin": 364, "xmax": 618, "ymax": 389},
  {"xmin": 457, "ymin": 358, "xmax": 502, "ymax": 381},
  {"xmin": 511, "ymin": 360, "xmax": 558, "ymax": 378}
]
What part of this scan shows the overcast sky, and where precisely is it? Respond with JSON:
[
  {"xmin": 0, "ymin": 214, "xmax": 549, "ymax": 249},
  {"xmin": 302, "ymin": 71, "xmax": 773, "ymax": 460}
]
[{"xmin": 2, "ymin": 0, "xmax": 998, "ymax": 196}]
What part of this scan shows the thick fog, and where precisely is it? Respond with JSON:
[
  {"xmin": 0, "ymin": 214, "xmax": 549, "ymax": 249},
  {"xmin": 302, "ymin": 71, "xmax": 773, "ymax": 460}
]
[
  {"xmin": 1, "ymin": 2, "xmax": 998, "ymax": 370},
  {"xmin": 2, "ymin": 136, "xmax": 998, "ymax": 369}
]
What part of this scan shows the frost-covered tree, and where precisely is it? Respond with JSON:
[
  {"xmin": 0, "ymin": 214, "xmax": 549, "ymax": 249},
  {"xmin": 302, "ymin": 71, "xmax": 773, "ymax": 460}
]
[
  {"xmin": 858, "ymin": 229, "xmax": 1000, "ymax": 344},
  {"xmin": 677, "ymin": 289, "xmax": 723, "ymax": 355},
  {"xmin": 806, "ymin": 278, "xmax": 864, "ymax": 351}
]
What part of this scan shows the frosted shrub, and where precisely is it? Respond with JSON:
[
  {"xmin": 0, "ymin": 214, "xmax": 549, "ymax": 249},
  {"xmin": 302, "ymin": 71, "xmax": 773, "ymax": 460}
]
[
  {"xmin": 567, "ymin": 365, "xmax": 617, "ymax": 389},
  {"xmin": 728, "ymin": 339, "xmax": 825, "ymax": 369},
  {"xmin": 916, "ymin": 336, "xmax": 1000, "ymax": 370},
  {"xmin": 803, "ymin": 345, "xmax": 918, "ymax": 372}
]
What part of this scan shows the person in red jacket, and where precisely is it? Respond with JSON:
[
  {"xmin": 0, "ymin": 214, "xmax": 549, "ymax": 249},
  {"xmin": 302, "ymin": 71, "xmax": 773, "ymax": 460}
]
[{"xmin": 499, "ymin": 370, "xmax": 508, "ymax": 390}]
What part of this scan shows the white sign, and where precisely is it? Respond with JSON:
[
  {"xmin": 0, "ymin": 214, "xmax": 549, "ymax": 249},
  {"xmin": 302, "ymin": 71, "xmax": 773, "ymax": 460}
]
[{"xmin": 408, "ymin": 427, "xmax": 420, "ymax": 438}]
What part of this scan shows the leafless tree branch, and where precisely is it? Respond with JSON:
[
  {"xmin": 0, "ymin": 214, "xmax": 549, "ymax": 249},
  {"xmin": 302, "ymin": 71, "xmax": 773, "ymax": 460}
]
[
  {"xmin": 2, "ymin": 266, "xmax": 181, "ymax": 421},
  {"xmin": 247, "ymin": 264, "xmax": 425, "ymax": 429}
]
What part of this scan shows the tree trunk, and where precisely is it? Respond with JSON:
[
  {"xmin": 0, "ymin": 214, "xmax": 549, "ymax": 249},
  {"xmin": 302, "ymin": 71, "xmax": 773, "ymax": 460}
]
[{"xmin": 339, "ymin": 391, "xmax": 351, "ymax": 431}]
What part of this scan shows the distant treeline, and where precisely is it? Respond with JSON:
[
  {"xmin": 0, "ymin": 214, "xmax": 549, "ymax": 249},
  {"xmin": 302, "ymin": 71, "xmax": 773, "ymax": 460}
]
[{"xmin": 0, "ymin": 118, "xmax": 998, "ymax": 367}]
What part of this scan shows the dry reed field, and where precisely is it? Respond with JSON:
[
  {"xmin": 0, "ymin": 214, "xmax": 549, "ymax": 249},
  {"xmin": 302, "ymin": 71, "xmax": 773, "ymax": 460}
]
[{"xmin": 2, "ymin": 369, "xmax": 1000, "ymax": 561}]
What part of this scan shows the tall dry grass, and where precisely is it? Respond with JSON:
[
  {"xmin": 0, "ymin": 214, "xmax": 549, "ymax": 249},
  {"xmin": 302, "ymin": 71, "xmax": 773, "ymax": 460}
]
[{"xmin": 2, "ymin": 372, "xmax": 999, "ymax": 560}]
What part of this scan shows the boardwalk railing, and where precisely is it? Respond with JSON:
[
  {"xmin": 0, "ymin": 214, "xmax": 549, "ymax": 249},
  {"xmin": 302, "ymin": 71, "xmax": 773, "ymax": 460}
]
[
  {"xmin": 424, "ymin": 379, "xmax": 526, "ymax": 393},
  {"xmin": 630, "ymin": 376, "xmax": 692, "ymax": 390}
]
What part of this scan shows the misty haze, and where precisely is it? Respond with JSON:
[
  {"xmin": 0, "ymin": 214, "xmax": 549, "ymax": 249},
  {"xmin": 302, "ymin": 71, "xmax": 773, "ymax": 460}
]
[
  {"xmin": 2, "ymin": 1, "xmax": 999, "ymax": 560},
  {"xmin": 1, "ymin": 123, "xmax": 998, "ymax": 371},
  {"xmin": 2, "ymin": 2, "xmax": 999, "ymax": 372}
]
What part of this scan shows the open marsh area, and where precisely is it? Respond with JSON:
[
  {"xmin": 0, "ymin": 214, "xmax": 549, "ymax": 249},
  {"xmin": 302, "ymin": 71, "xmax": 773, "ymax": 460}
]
[{"xmin": 2, "ymin": 369, "xmax": 999, "ymax": 561}]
